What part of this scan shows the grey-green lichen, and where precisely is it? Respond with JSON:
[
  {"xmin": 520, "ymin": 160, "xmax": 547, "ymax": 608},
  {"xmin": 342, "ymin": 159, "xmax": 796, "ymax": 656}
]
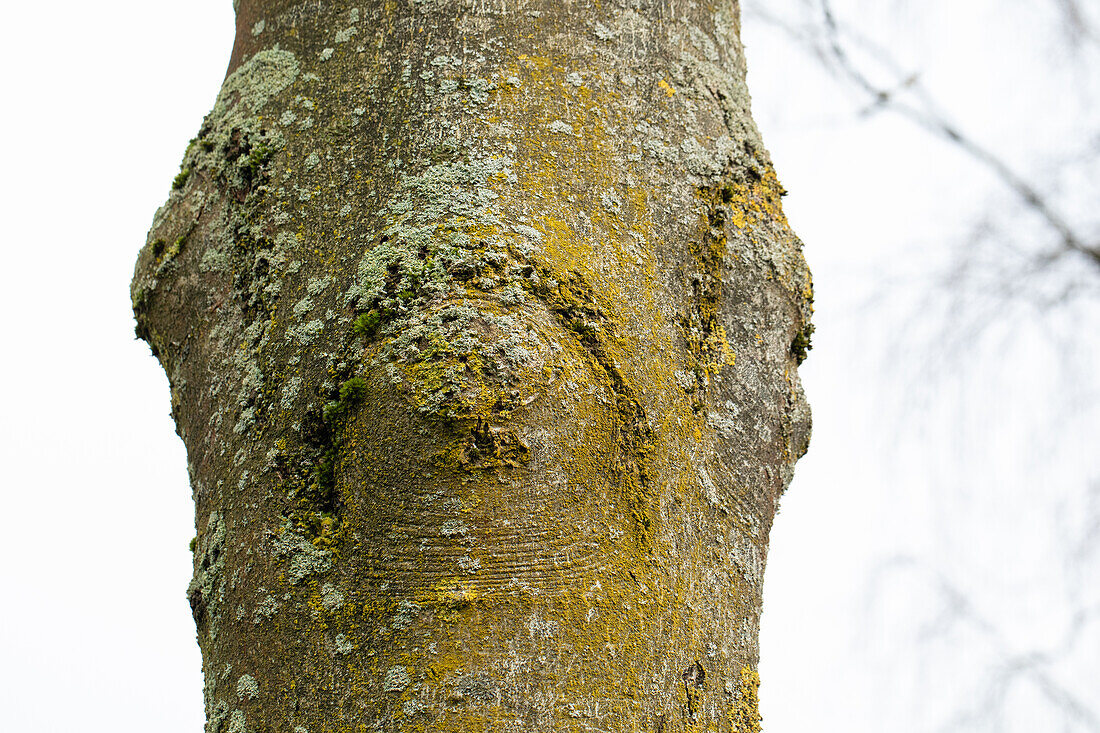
[
  {"xmin": 280, "ymin": 375, "xmax": 302, "ymax": 410},
  {"xmin": 548, "ymin": 119, "xmax": 574, "ymax": 135},
  {"xmin": 187, "ymin": 511, "xmax": 226, "ymax": 640},
  {"xmin": 227, "ymin": 709, "xmax": 248, "ymax": 733},
  {"xmin": 391, "ymin": 601, "xmax": 421, "ymax": 630},
  {"xmin": 334, "ymin": 634, "xmax": 354, "ymax": 655},
  {"xmin": 440, "ymin": 519, "xmax": 468, "ymax": 537},
  {"xmin": 236, "ymin": 674, "xmax": 259, "ymax": 700},
  {"xmin": 271, "ymin": 525, "xmax": 332, "ymax": 584},
  {"xmin": 319, "ymin": 582, "xmax": 345, "ymax": 612},
  {"xmin": 285, "ymin": 318, "xmax": 324, "ymax": 345},
  {"xmin": 213, "ymin": 49, "xmax": 299, "ymax": 127},
  {"xmin": 252, "ymin": 592, "xmax": 279, "ymax": 624},
  {"xmin": 383, "ymin": 665, "xmax": 410, "ymax": 692}
]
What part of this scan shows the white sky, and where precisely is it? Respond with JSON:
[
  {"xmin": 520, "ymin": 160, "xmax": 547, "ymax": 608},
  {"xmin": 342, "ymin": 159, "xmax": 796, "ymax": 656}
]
[
  {"xmin": 0, "ymin": 1, "xmax": 1095, "ymax": 731},
  {"xmin": 747, "ymin": 1, "xmax": 1100, "ymax": 731}
]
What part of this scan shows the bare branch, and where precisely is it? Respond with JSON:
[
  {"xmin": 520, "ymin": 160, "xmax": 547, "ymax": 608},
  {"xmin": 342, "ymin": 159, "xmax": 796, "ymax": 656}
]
[
  {"xmin": 745, "ymin": 0, "xmax": 1100, "ymax": 276},
  {"xmin": 814, "ymin": 0, "xmax": 1100, "ymax": 271},
  {"xmin": 868, "ymin": 558, "xmax": 1100, "ymax": 732},
  {"xmin": 1053, "ymin": 0, "xmax": 1099, "ymax": 50}
]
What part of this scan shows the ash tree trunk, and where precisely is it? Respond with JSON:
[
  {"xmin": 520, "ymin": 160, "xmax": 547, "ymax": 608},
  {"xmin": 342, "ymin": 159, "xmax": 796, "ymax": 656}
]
[{"xmin": 132, "ymin": 0, "xmax": 813, "ymax": 731}]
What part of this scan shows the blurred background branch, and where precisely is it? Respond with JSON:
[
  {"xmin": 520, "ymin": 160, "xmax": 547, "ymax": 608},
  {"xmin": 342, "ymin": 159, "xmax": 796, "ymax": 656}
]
[
  {"xmin": 748, "ymin": 0, "xmax": 1100, "ymax": 282},
  {"xmin": 744, "ymin": 0, "xmax": 1099, "ymax": 730}
]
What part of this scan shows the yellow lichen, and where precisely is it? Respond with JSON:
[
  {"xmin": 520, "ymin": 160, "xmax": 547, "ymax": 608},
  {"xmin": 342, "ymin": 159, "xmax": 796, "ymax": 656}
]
[{"xmin": 729, "ymin": 666, "xmax": 763, "ymax": 733}]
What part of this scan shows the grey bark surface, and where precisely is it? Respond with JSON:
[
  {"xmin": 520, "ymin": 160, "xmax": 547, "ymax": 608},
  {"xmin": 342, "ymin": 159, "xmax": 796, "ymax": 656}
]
[{"xmin": 132, "ymin": 1, "xmax": 812, "ymax": 731}]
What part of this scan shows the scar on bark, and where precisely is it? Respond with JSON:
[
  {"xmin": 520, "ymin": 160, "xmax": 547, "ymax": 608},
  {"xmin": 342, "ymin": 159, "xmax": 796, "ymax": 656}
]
[{"xmin": 681, "ymin": 661, "xmax": 706, "ymax": 720}]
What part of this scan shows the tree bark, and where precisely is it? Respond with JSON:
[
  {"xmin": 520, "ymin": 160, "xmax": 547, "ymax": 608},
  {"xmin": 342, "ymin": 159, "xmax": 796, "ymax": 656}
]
[{"xmin": 132, "ymin": 1, "xmax": 812, "ymax": 731}]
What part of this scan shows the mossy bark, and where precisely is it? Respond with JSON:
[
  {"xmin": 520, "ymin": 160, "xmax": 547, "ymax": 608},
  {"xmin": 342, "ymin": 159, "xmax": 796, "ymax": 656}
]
[{"xmin": 132, "ymin": 1, "xmax": 812, "ymax": 731}]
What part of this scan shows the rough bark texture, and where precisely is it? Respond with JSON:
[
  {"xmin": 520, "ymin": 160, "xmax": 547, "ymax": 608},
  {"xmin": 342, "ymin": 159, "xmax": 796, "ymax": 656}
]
[{"xmin": 131, "ymin": 1, "xmax": 812, "ymax": 731}]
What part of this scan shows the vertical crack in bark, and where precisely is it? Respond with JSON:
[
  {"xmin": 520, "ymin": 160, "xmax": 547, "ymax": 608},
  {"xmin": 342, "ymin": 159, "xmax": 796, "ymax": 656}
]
[
  {"xmin": 275, "ymin": 369, "xmax": 365, "ymax": 549},
  {"xmin": 682, "ymin": 184, "xmax": 736, "ymax": 409},
  {"xmin": 524, "ymin": 263, "xmax": 656, "ymax": 547},
  {"xmin": 681, "ymin": 660, "xmax": 707, "ymax": 723}
]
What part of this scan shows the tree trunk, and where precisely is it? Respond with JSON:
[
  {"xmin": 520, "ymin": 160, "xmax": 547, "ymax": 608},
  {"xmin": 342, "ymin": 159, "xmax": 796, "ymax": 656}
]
[{"xmin": 131, "ymin": 1, "xmax": 812, "ymax": 731}]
